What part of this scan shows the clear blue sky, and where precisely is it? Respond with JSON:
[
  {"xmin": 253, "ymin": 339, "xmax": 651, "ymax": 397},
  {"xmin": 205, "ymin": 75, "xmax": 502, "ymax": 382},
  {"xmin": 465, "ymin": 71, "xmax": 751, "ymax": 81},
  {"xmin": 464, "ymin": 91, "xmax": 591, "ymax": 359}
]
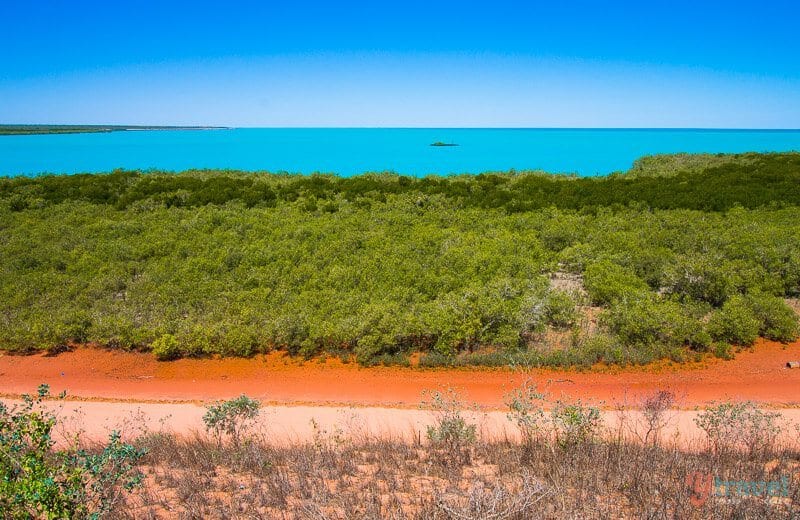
[{"xmin": 1, "ymin": 0, "xmax": 799, "ymax": 128}]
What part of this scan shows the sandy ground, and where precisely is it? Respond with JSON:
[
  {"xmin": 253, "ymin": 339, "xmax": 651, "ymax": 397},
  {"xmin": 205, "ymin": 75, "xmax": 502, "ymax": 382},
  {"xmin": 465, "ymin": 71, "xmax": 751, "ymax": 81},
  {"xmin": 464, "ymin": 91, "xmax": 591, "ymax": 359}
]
[
  {"xmin": 1, "ymin": 340, "xmax": 799, "ymax": 443},
  {"xmin": 3, "ymin": 398, "xmax": 800, "ymax": 450}
]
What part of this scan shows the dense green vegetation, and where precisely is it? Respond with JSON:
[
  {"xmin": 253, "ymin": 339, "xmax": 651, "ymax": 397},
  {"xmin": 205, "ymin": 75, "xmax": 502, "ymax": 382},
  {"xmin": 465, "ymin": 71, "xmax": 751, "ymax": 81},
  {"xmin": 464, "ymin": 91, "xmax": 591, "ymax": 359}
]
[
  {"xmin": 0, "ymin": 153, "xmax": 798, "ymax": 366},
  {"xmin": 0, "ymin": 125, "xmax": 225, "ymax": 136},
  {"xmin": 2, "ymin": 152, "xmax": 800, "ymax": 212}
]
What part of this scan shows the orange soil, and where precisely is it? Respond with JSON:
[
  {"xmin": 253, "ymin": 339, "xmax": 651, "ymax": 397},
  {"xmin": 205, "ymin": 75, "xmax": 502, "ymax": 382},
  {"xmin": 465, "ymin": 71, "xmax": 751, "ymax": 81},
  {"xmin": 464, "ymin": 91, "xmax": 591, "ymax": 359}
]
[{"xmin": 1, "ymin": 339, "xmax": 799, "ymax": 409}]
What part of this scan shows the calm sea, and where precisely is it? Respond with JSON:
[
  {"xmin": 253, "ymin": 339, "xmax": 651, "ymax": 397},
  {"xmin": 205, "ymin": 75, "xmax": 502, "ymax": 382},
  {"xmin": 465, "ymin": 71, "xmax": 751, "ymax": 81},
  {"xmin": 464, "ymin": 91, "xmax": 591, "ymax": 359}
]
[{"xmin": 1, "ymin": 128, "xmax": 799, "ymax": 177}]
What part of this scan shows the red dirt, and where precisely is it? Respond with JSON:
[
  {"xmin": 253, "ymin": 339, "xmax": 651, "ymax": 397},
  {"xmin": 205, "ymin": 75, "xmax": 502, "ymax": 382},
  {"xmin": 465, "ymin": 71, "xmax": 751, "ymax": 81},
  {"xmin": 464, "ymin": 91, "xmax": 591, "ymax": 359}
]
[{"xmin": 1, "ymin": 339, "xmax": 799, "ymax": 409}]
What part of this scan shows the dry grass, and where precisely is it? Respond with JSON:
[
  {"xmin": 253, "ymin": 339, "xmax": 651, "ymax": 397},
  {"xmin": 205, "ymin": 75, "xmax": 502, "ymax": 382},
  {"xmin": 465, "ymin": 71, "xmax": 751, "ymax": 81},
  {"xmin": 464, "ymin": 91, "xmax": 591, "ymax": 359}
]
[{"xmin": 107, "ymin": 426, "xmax": 800, "ymax": 519}]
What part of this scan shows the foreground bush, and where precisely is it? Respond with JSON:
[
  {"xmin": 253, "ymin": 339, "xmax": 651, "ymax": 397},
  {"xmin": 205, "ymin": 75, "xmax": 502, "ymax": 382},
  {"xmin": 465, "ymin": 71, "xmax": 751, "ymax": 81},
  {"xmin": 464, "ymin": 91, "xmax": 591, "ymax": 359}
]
[
  {"xmin": 203, "ymin": 394, "xmax": 261, "ymax": 446},
  {"xmin": 550, "ymin": 399, "xmax": 602, "ymax": 447},
  {"xmin": 422, "ymin": 389, "xmax": 477, "ymax": 464},
  {"xmin": 0, "ymin": 385, "xmax": 144, "ymax": 519},
  {"xmin": 4, "ymin": 383, "xmax": 799, "ymax": 519},
  {"xmin": 695, "ymin": 401, "xmax": 784, "ymax": 457}
]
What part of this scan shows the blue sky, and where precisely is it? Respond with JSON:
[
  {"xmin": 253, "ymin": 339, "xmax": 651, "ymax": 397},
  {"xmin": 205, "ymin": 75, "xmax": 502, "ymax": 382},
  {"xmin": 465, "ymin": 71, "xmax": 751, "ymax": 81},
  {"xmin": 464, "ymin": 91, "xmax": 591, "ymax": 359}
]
[{"xmin": 1, "ymin": 1, "xmax": 799, "ymax": 128}]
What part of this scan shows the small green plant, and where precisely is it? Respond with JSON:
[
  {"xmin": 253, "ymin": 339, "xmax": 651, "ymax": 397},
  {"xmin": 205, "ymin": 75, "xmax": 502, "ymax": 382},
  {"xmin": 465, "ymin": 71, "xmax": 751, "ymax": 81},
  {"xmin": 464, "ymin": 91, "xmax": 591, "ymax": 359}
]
[
  {"xmin": 151, "ymin": 333, "xmax": 181, "ymax": 361},
  {"xmin": 550, "ymin": 399, "xmax": 602, "ymax": 447},
  {"xmin": 422, "ymin": 389, "xmax": 477, "ymax": 465},
  {"xmin": 544, "ymin": 290, "xmax": 579, "ymax": 330},
  {"xmin": 713, "ymin": 342, "xmax": 734, "ymax": 360},
  {"xmin": 0, "ymin": 385, "xmax": 145, "ymax": 519},
  {"xmin": 694, "ymin": 401, "xmax": 783, "ymax": 456},
  {"xmin": 203, "ymin": 394, "xmax": 261, "ymax": 445},
  {"xmin": 505, "ymin": 380, "xmax": 547, "ymax": 444}
]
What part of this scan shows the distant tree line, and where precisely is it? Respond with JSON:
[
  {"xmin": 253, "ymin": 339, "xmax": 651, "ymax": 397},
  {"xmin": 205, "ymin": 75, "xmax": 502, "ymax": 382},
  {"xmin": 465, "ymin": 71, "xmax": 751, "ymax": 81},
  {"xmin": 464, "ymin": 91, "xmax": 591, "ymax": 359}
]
[{"xmin": 2, "ymin": 152, "xmax": 799, "ymax": 213}]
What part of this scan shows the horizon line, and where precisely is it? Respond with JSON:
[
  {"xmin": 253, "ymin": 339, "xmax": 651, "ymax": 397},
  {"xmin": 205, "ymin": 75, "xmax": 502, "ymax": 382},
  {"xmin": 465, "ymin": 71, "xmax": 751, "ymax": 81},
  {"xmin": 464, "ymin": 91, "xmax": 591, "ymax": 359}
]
[{"xmin": 2, "ymin": 124, "xmax": 800, "ymax": 132}]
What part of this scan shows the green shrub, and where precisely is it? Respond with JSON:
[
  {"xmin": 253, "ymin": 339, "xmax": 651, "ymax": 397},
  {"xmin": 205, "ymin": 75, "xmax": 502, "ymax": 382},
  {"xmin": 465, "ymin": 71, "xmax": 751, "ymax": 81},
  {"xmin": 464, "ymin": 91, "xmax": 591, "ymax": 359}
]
[
  {"xmin": 355, "ymin": 332, "xmax": 394, "ymax": 365},
  {"xmin": 550, "ymin": 400, "xmax": 602, "ymax": 447},
  {"xmin": 2, "ymin": 155, "xmax": 800, "ymax": 368},
  {"xmin": 545, "ymin": 290, "xmax": 579, "ymax": 330},
  {"xmin": 583, "ymin": 260, "xmax": 649, "ymax": 306},
  {"xmin": 0, "ymin": 385, "xmax": 144, "ymax": 518},
  {"xmin": 539, "ymin": 213, "xmax": 583, "ymax": 252},
  {"xmin": 361, "ymin": 352, "xmax": 411, "ymax": 367},
  {"xmin": 178, "ymin": 324, "xmax": 215, "ymax": 357},
  {"xmin": 152, "ymin": 333, "xmax": 181, "ymax": 361},
  {"xmin": 707, "ymin": 295, "xmax": 761, "ymax": 345},
  {"xmin": 695, "ymin": 401, "xmax": 783, "ymax": 456},
  {"xmin": 505, "ymin": 381, "xmax": 547, "ymax": 444},
  {"xmin": 744, "ymin": 292, "xmax": 799, "ymax": 343},
  {"xmin": 418, "ymin": 351, "xmax": 457, "ymax": 368},
  {"xmin": 713, "ymin": 342, "xmax": 734, "ymax": 360},
  {"xmin": 423, "ymin": 389, "xmax": 477, "ymax": 464},
  {"xmin": 624, "ymin": 247, "xmax": 673, "ymax": 288},
  {"xmin": 662, "ymin": 256, "xmax": 736, "ymax": 306},
  {"xmin": 220, "ymin": 327, "xmax": 260, "ymax": 357},
  {"xmin": 557, "ymin": 242, "xmax": 594, "ymax": 273},
  {"xmin": 578, "ymin": 334, "xmax": 629, "ymax": 365},
  {"xmin": 203, "ymin": 395, "xmax": 261, "ymax": 445},
  {"xmin": 600, "ymin": 296, "xmax": 709, "ymax": 350}
]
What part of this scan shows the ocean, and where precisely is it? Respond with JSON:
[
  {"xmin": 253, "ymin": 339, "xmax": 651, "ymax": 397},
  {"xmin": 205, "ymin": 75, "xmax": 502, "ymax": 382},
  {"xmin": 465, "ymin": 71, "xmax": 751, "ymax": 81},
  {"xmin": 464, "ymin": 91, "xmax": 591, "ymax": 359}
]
[{"xmin": 1, "ymin": 128, "xmax": 799, "ymax": 177}]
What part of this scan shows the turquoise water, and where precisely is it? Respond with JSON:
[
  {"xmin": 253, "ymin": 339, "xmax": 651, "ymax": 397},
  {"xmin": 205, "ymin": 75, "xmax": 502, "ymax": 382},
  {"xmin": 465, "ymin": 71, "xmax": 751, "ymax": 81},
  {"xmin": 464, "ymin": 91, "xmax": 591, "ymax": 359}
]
[{"xmin": 1, "ymin": 128, "xmax": 800, "ymax": 177}]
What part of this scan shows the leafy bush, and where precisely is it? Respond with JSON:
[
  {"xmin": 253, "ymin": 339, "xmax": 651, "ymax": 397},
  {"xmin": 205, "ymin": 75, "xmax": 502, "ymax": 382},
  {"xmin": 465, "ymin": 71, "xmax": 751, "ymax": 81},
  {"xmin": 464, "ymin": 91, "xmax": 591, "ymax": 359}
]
[
  {"xmin": 0, "ymin": 385, "xmax": 144, "ymax": 518},
  {"xmin": 203, "ymin": 395, "xmax": 262, "ymax": 445},
  {"xmin": 359, "ymin": 352, "xmax": 411, "ymax": 367},
  {"xmin": 575, "ymin": 334, "xmax": 630, "ymax": 365},
  {"xmin": 539, "ymin": 212, "xmax": 583, "ymax": 252},
  {"xmin": 744, "ymin": 292, "xmax": 799, "ymax": 343},
  {"xmin": 423, "ymin": 389, "xmax": 477, "ymax": 464},
  {"xmin": 713, "ymin": 342, "xmax": 734, "ymax": 360},
  {"xmin": 544, "ymin": 290, "xmax": 579, "ymax": 330},
  {"xmin": 505, "ymin": 381, "xmax": 547, "ymax": 445},
  {"xmin": 550, "ymin": 400, "xmax": 602, "ymax": 447},
  {"xmin": 661, "ymin": 256, "xmax": 737, "ymax": 306},
  {"xmin": 583, "ymin": 260, "xmax": 649, "ymax": 306},
  {"xmin": 600, "ymin": 296, "xmax": 710, "ymax": 350},
  {"xmin": 707, "ymin": 295, "xmax": 761, "ymax": 345},
  {"xmin": 152, "ymin": 333, "xmax": 181, "ymax": 361},
  {"xmin": 695, "ymin": 401, "xmax": 783, "ymax": 456}
]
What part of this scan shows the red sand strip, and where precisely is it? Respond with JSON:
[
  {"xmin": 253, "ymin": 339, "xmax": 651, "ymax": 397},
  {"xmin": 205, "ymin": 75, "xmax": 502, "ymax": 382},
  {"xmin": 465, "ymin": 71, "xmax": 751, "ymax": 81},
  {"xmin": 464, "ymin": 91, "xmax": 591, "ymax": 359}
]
[{"xmin": 1, "ymin": 339, "xmax": 798, "ymax": 409}]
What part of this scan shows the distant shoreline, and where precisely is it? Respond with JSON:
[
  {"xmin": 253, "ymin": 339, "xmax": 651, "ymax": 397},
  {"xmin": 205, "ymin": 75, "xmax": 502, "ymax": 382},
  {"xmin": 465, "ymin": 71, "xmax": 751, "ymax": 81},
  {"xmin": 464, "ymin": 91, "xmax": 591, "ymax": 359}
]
[{"xmin": 0, "ymin": 125, "xmax": 230, "ymax": 136}]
